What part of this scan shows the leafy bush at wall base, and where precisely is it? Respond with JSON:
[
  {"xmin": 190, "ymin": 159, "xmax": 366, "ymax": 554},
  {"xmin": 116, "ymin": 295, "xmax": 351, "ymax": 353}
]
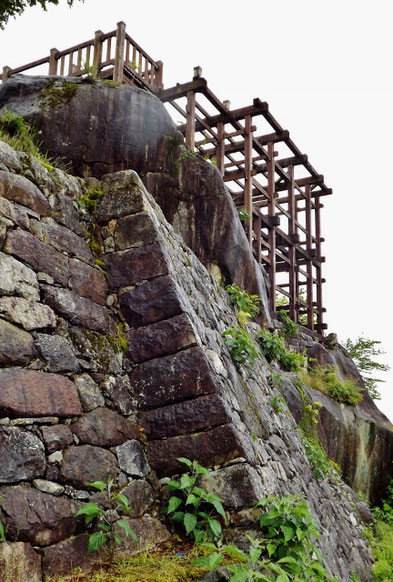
[
  {"xmin": 301, "ymin": 365, "xmax": 363, "ymax": 405},
  {"xmin": 164, "ymin": 457, "xmax": 227, "ymax": 544},
  {"xmin": 223, "ymin": 325, "xmax": 260, "ymax": 368},
  {"xmin": 75, "ymin": 478, "xmax": 137, "ymax": 554}
]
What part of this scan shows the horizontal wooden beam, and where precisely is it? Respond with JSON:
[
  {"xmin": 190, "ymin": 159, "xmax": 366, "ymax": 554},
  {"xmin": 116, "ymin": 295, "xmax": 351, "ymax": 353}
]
[{"xmin": 158, "ymin": 78, "xmax": 208, "ymax": 102}]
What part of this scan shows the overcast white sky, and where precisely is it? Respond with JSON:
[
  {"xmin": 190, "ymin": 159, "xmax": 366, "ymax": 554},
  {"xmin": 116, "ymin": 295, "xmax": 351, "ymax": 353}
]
[{"xmin": 1, "ymin": 0, "xmax": 392, "ymax": 419}]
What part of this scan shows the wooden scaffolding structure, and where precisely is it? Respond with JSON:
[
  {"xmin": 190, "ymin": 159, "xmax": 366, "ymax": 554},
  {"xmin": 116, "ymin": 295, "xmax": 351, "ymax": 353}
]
[{"xmin": 1, "ymin": 23, "xmax": 331, "ymax": 333}]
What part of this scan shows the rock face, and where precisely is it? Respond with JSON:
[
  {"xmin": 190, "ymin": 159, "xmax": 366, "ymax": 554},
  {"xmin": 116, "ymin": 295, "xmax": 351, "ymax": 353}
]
[{"xmin": 0, "ymin": 87, "xmax": 390, "ymax": 581}]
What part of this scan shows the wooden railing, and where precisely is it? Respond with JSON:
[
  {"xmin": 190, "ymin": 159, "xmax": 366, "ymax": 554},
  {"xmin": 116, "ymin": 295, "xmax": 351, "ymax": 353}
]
[{"xmin": 2, "ymin": 22, "xmax": 163, "ymax": 92}]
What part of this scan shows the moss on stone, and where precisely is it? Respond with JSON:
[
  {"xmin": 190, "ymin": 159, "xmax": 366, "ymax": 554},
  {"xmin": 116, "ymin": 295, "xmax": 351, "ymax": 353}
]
[{"xmin": 39, "ymin": 80, "xmax": 77, "ymax": 109}]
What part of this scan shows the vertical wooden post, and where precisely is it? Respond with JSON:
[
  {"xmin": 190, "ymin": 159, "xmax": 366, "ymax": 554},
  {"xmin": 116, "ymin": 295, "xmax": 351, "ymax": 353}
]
[
  {"xmin": 216, "ymin": 122, "xmax": 225, "ymax": 174},
  {"xmin": 254, "ymin": 215, "xmax": 262, "ymax": 263},
  {"xmin": 315, "ymin": 194, "xmax": 323, "ymax": 333},
  {"xmin": 267, "ymin": 141, "xmax": 276, "ymax": 312},
  {"xmin": 244, "ymin": 114, "xmax": 253, "ymax": 246},
  {"xmin": 185, "ymin": 91, "xmax": 196, "ymax": 150},
  {"xmin": 155, "ymin": 60, "xmax": 163, "ymax": 91},
  {"xmin": 93, "ymin": 30, "xmax": 104, "ymax": 77},
  {"xmin": 288, "ymin": 165, "xmax": 296, "ymax": 321},
  {"xmin": 49, "ymin": 49, "xmax": 58, "ymax": 75},
  {"xmin": 2, "ymin": 66, "xmax": 11, "ymax": 83},
  {"xmin": 305, "ymin": 184, "xmax": 314, "ymax": 330},
  {"xmin": 114, "ymin": 21, "xmax": 126, "ymax": 83}
]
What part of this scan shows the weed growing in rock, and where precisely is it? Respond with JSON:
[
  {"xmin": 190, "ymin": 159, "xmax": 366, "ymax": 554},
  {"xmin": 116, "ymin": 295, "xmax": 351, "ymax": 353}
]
[
  {"xmin": 278, "ymin": 310, "xmax": 297, "ymax": 339},
  {"xmin": 79, "ymin": 183, "xmax": 104, "ymax": 214},
  {"xmin": 373, "ymin": 478, "xmax": 393, "ymax": 526},
  {"xmin": 226, "ymin": 284, "xmax": 261, "ymax": 322},
  {"xmin": 0, "ymin": 517, "xmax": 5, "ymax": 542},
  {"xmin": 301, "ymin": 365, "xmax": 363, "ymax": 405},
  {"xmin": 164, "ymin": 457, "xmax": 226, "ymax": 544},
  {"xmin": 75, "ymin": 478, "xmax": 136, "ymax": 554},
  {"xmin": 301, "ymin": 436, "xmax": 337, "ymax": 481},
  {"xmin": 270, "ymin": 395, "xmax": 286, "ymax": 414},
  {"xmin": 238, "ymin": 207, "xmax": 252, "ymax": 221},
  {"xmin": 258, "ymin": 330, "xmax": 305, "ymax": 372},
  {"xmin": 223, "ymin": 325, "xmax": 260, "ymax": 368}
]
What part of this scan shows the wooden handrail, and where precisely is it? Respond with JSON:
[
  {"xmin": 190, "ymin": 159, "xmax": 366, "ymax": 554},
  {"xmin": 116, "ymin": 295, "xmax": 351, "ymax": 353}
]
[{"xmin": 1, "ymin": 22, "xmax": 163, "ymax": 92}]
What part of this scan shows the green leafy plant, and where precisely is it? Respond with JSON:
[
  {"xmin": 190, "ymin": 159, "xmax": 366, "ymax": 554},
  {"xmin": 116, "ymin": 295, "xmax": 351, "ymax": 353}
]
[
  {"xmin": 0, "ymin": 0, "xmax": 83, "ymax": 29},
  {"xmin": 258, "ymin": 330, "xmax": 305, "ymax": 373},
  {"xmin": 343, "ymin": 335, "xmax": 390, "ymax": 400},
  {"xmin": 270, "ymin": 395, "xmax": 286, "ymax": 414},
  {"xmin": 238, "ymin": 207, "xmax": 252, "ymax": 221},
  {"xmin": 223, "ymin": 325, "xmax": 260, "ymax": 368},
  {"xmin": 373, "ymin": 478, "xmax": 393, "ymax": 526},
  {"xmin": 278, "ymin": 310, "xmax": 297, "ymax": 339},
  {"xmin": 301, "ymin": 365, "xmax": 363, "ymax": 405},
  {"xmin": 0, "ymin": 518, "xmax": 5, "ymax": 542},
  {"xmin": 255, "ymin": 495, "xmax": 339, "ymax": 581},
  {"xmin": 75, "ymin": 478, "xmax": 137, "ymax": 554},
  {"xmin": 301, "ymin": 435, "xmax": 338, "ymax": 481},
  {"xmin": 164, "ymin": 457, "xmax": 226, "ymax": 544},
  {"xmin": 226, "ymin": 284, "xmax": 261, "ymax": 323}
]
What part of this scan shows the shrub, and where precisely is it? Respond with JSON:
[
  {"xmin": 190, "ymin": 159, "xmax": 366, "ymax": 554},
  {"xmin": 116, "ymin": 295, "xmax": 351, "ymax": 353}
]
[
  {"xmin": 343, "ymin": 335, "xmax": 390, "ymax": 400},
  {"xmin": 301, "ymin": 365, "xmax": 363, "ymax": 405},
  {"xmin": 223, "ymin": 325, "xmax": 260, "ymax": 368},
  {"xmin": 164, "ymin": 457, "xmax": 226, "ymax": 544}
]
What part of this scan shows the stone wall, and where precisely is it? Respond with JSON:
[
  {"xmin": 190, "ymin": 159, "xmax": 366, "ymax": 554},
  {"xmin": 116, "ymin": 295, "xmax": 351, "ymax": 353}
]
[{"xmin": 0, "ymin": 140, "xmax": 377, "ymax": 581}]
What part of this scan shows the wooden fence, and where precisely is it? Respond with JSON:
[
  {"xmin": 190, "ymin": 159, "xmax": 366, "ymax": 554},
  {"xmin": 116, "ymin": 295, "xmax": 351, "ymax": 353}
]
[{"xmin": 1, "ymin": 22, "xmax": 163, "ymax": 92}]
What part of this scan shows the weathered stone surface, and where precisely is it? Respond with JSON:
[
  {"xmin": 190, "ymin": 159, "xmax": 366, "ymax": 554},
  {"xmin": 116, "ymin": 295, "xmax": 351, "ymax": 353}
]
[
  {"xmin": 0, "ymin": 296, "xmax": 56, "ymax": 330},
  {"xmin": 105, "ymin": 243, "xmax": 168, "ymax": 290},
  {"xmin": 0, "ymin": 427, "xmax": 46, "ymax": 483},
  {"xmin": 102, "ymin": 375, "xmax": 135, "ymax": 415},
  {"xmin": 120, "ymin": 479, "xmax": 154, "ymax": 517},
  {"xmin": 113, "ymin": 516, "xmax": 170, "ymax": 555},
  {"xmin": 40, "ymin": 534, "xmax": 104, "ymax": 578},
  {"xmin": 0, "ymin": 485, "xmax": 82, "ymax": 545},
  {"xmin": 199, "ymin": 463, "xmax": 265, "ymax": 510},
  {"xmin": 147, "ymin": 424, "xmax": 247, "ymax": 477},
  {"xmin": 69, "ymin": 258, "xmax": 107, "ymax": 305},
  {"xmin": 0, "ymin": 318, "xmax": 37, "ymax": 365},
  {"xmin": 0, "ymin": 369, "xmax": 82, "ymax": 418},
  {"xmin": 42, "ymin": 285, "xmax": 113, "ymax": 333},
  {"xmin": 0, "ymin": 195, "xmax": 30, "ymax": 228},
  {"xmin": 141, "ymin": 394, "xmax": 231, "ymax": 438},
  {"xmin": 0, "ymin": 215, "xmax": 12, "ymax": 247},
  {"xmin": 50, "ymin": 190, "xmax": 84, "ymax": 235},
  {"xmin": 4, "ymin": 229, "xmax": 69, "ymax": 286},
  {"xmin": 131, "ymin": 346, "xmax": 219, "ymax": 409},
  {"xmin": 40, "ymin": 424, "xmax": 73, "ymax": 453},
  {"xmin": 60, "ymin": 445, "xmax": 119, "ymax": 486},
  {"xmin": 0, "ymin": 251, "xmax": 39, "ymax": 300},
  {"xmin": 126, "ymin": 313, "xmax": 197, "ymax": 363},
  {"xmin": 0, "ymin": 541, "xmax": 42, "ymax": 582},
  {"xmin": 0, "ymin": 77, "xmax": 176, "ymax": 178},
  {"xmin": 0, "ymin": 140, "xmax": 23, "ymax": 172},
  {"xmin": 33, "ymin": 479, "xmax": 65, "ymax": 496},
  {"xmin": 115, "ymin": 439, "xmax": 150, "ymax": 477},
  {"xmin": 71, "ymin": 407, "xmax": 139, "ymax": 447},
  {"xmin": 35, "ymin": 333, "xmax": 79, "ymax": 372},
  {"xmin": 73, "ymin": 373, "xmax": 105, "ymax": 411},
  {"xmin": 114, "ymin": 212, "xmax": 158, "ymax": 250},
  {"xmin": 0, "ymin": 170, "xmax": 51, "ymax": 216},
  {"xmin": 119, "ymin": 275, "xmax": 183, "ymax": 327},
  {"xmin": 36, "ymin": 218, "xmax": 92, "ymax": 260},
  {"xmin": 96, "ymin": 170, "xmax": 149, "ymax": 223}
]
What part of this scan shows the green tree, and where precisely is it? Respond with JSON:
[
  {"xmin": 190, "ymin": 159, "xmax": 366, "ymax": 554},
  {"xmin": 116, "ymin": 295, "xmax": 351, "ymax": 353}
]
[
  {"xmin": 343, "ymin": 335, "xmax": 390, "ymax": 400},
  {"xmin": 0, "ymin": 0, "xmax": 83, "ymax": 29}
]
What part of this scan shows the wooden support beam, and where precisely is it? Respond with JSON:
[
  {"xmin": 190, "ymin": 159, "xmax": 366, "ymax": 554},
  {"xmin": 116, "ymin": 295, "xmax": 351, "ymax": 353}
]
[
  {"xmin": 244, "ymin": 114, "xmax": 253, "ymax": 246},
  {"xmin": 159, "ymin": 78, "xmax": 208, "ymax": 102},
  {"xmin": 185, "ymin": 90, "xmax": 196, "ymax": 149},
  {"xmin": 216, "ymin": 122, "xmax": 225, "ymax": 174}
]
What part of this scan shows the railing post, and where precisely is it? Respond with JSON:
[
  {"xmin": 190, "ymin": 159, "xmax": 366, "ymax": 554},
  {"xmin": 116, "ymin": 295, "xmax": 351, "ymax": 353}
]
[
  {"xmin": 114, "ymin": 21, "xmax": 126, "ymax": 83},
  {"xmin": 49, "ymin": 49, "xmax": 59, "ymax": 75},
  {"xmin": 2, "ymin": 66, "xmax": 12, "ymax": 83},
  {"xmin": 155, "ymin": 60, "xmax": 163, "ymax": 91},
  {"xmin": 93, "ymin": 30, "xmax": 104, "ymax": 78}
]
